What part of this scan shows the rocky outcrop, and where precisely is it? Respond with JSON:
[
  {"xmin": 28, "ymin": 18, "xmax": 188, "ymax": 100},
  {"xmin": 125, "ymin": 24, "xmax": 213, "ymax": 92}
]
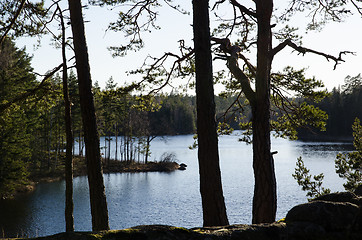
[
  {"xmin": 285, "ymin": 191, "xmax": 362, "ymax": 240},
  {"xmin": 193, "ymin": 223, "xmax": 287, "ymax": 239},
  {"xmin": 314, "ymin": 191, "xmax": 362, "ymax": 205},
  {"xmin": 285, "ymin": 201, "xmax": 360, "ymax": 239},
  {"xmin": 8, "ymin": 191, "xmax": 362, "ymax": 240}
]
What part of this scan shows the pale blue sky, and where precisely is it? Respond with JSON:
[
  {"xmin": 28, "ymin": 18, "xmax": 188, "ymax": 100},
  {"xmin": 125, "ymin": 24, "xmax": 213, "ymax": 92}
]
[{"xmin": 17, "ymin": 1, "xmax": 362, "ymax": 92}]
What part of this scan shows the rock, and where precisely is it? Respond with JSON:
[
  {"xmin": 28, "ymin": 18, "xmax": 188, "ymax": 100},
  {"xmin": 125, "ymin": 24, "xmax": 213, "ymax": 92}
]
[
  {"xmin": 314, "ymin": 191, "xmax": 361, "ymax": 206},
  {"xmin": 193, "ymin": 223, "xmax": 287, "ymax": 240},
  {"xmin": 179, "ymin": 163, "xmax": 187, "ymax": 168},
  {"xmin": 178, "ymin": 163, "xmax": 187, "ymax": 170},
  {"xmin": 21, "ymin": 225, "xmax": 200, "ymax": 240},
  {"xmin": 286, "ymin": 200, "xmax": 359, "ymax": 232}
]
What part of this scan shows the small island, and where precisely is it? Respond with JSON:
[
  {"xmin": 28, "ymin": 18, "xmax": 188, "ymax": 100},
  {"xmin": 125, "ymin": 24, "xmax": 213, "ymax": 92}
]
[{"xmin": 11, "ymin": 155, "xmax": 183, "ymax": 199}]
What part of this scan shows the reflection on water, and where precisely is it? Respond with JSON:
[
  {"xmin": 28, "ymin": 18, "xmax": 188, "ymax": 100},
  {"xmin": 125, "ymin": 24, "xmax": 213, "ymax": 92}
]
[{"xmin": 0, "ymin": 133, "xmax": 352, "ymax": 238}]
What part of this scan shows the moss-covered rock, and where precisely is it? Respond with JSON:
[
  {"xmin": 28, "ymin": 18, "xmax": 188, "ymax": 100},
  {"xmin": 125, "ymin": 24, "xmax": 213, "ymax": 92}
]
[
  {"xmin": 193, "ymin": 223, "xmax": 287, "ymax": 240},
  {"xmin": 286, "ymin": 200, "xmax": 359, "ymax": 231}
]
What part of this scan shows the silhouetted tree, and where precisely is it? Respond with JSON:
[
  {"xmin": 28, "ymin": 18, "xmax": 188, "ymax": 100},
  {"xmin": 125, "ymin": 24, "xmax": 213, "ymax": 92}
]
[
  {"xmin": 67, "ymin": 0, "xmax": 109, "ymax": 231},
  {"xmin": 192, "ymin": 0, "xmax": 229, "ymax": 226}
]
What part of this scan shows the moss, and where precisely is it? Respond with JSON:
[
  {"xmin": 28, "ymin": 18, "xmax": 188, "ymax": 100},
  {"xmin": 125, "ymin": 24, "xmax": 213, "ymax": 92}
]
[
  {"xmin": 101, "ymin": 228, "xmax": 145, "ymax": 240},
  {"xmin": 168, "ymin": 226, "xmax": 193, "ymax": 233},
  {"xmin": 89, "ymin": 233, "xmax": 103, "ymax": 239}
]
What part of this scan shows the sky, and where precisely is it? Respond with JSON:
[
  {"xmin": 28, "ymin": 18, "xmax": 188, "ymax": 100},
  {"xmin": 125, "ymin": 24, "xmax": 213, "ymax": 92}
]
[{"xmin": 16, "ymin": 1, "xmax": 362, "ymax": 93}]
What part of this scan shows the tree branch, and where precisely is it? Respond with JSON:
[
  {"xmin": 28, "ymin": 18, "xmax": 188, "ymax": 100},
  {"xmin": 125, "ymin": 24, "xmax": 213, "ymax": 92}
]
[
  {"xmin": 351, "ymin": 0, "xmax": 362, "ymax": 15},
  {"xmin": 270, "ymin": 39, "xmax": 355, "ymax": 70},
  {"xmin": 211, "ymin": 37, "xmax": 256, "ymax": 104},
  {"xmin": 0, "ymin": 63, "xmax": 62, "ymax": 113},
  {"xmin": 0, "ymin": 0, "xmax": 26, "ymax": 44},
  {"xmin": 148, "ymin": 49, "xmax": 195, "ymax": 95},
  {"xmin": 229, "ymin": 0, "xmax": 257, "ymax": 18},
  {"xmin": 227, "ymin": 56, "xmax": 256, "ymax": 105}
]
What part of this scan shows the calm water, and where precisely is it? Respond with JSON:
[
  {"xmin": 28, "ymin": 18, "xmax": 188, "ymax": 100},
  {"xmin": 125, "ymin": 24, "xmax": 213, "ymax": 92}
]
[{"xmin": 0, "ymin": 132, "xmax": 352, "ymax": 238}]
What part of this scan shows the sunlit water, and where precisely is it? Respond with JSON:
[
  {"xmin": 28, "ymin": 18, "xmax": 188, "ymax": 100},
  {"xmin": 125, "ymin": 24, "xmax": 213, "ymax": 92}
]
[{"xmin": 0, "ymin": 132, "xmax": 353, "ymax": 238}]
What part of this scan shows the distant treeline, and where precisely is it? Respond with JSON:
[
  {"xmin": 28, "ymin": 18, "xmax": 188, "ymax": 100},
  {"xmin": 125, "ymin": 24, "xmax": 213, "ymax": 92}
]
[{"xmin": 298, "ymin": 74, "xmax": 362, "ymax": 141}]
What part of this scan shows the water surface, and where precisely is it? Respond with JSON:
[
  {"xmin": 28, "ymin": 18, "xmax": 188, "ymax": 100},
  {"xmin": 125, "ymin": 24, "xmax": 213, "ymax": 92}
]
[{"xmin": 0, "ymin": 133, "xmax": 351, "ymax": 237}]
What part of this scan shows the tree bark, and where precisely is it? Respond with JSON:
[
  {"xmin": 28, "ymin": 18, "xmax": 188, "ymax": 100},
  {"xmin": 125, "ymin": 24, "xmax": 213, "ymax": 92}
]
[
  {"xmin": 252, "ymin": 0, "xmax": 277, "ymax": 224},
  {"xmin": 192, "ymin": 0, "xmax": 229, "ymax": 227},
  {"xmin": 67, "ymin": 0, "xmax": 110, "ymax": 231},
  {"xmin": 58, "ymin": 3, "xmax": 74, "ymax": 232}
]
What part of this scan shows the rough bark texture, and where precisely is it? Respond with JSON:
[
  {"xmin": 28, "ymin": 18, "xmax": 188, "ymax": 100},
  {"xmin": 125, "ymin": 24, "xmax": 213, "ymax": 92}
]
[
  {"xmin": 252, "ymin": 0, "xmax": 277, "ymax": 224},
  {"xmin": 59, "ymin": 4, "xmax": 74, "ymax": 232},
  {"xmin": 67, "ymin": 0, "xmax": 110, "ymax": 231},
  {"xmin": 192, "ymin": 0, "xmax": 229, "ymax": 227}
]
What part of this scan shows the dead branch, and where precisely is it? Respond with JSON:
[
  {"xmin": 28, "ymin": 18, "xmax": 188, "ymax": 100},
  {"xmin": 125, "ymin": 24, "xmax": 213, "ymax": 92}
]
[
  {"xmin": 211, "ymin": 37, "xmax": 243, "ymax": 58},
  {"xmin": 124, "ymin": 41, "xmax": 195, "ymax": 95},
  {"xmin": 351, "ymin": 0, "xmax": 362, "ymax": 15},
  {"xmin": 148, "ymin": 49, "xmax": 195, "ymax": 95},
  {"xmin": 229, "ymin": 0, "xmax": 257, "ymax": 18},
  {"xmin": 216, "ymin": 90, "xmax": 243, "ymax": 124},
  {"xmin": 270, "ymin": 39, "xmax": 355, "ymax": 70}
]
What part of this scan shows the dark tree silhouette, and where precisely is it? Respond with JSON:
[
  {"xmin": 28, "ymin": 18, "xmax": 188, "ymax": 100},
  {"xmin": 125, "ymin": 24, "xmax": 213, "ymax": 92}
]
[
  {"xmin": 57, "ymin": 3, "xmax": 74, "ymax": 232},
  {"xmin": 192, "ymin": 0, "xmax": 229, "ymax": 227},
  {"xmin": 67, "ymin": 0, "xmax": 109, "ymax": 231}
]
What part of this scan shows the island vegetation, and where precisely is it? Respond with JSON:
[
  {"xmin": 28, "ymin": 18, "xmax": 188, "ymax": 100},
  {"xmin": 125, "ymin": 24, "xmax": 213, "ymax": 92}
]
[{"xmin": 1, "ymin": 0, "xmax": 362, "ymax": 238}]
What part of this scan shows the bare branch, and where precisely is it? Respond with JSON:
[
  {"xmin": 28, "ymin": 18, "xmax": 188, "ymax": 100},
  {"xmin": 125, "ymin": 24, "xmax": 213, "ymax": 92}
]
[
  {"xmin": 148, "ymin": 49, "xmax": 195, "ymax": 95},
  {"xmin": 216, "ymin": 90, "xmax": 243, "ymax": 123},
  {"xmin": 230, "ymin": 0, "xmax": 257, "ymax": 18},
  {"xmin": 351, "ymin": 0, "xmax": 362, "ymax": 15},
  {"xmin": 271, "ymin": 39, "xmax": 355, "ymax": 70},
  {"xmin": 212, "ymin": 0, "xmax": 227, "ymax": 11},
  {"xmin": 124, "ymin": 41, "xmax": 195, "ymax": 95}
]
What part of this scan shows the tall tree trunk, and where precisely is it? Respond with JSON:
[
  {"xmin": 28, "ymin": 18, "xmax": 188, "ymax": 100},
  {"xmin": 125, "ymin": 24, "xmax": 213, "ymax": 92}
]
[
  {"xmin": 58, "ymin": 4, "xmax": 74, "ymax": 232},
  {"xmin": 192, "ymin": 0, "xmax": 229, "ymax": 227},
  {"xmin": 48, "ymin": 112, "xmax": 52, "ymax": 171},
  {"xmin": 145, "ymin": 135, "xmax": 150, "ymax": 164},
  {"xmin": 115, "ymin": 122, "xmax": 118, "ymax": 161},
  {"xmin": 67, "ymin": 0, "xmax": 110, "ymax": 231},
  {"xmin": 107, "ymin": 135, "xmax": 111, "ymax": 164},
  {"xmin": 252, "ymin": 0, "xmax": 277, "ymax": 224}
]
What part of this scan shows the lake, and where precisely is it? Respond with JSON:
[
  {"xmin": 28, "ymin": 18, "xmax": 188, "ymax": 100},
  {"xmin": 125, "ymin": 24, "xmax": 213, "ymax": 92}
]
[{"xmin": 0, "ymin": 132, "xmax": 353, "ymax": 238}]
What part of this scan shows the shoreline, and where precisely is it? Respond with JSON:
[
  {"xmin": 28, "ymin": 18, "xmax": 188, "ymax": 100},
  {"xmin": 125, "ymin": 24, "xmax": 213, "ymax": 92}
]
[{"xmin": 10, "ymin": 157, "xmax": 181, "ymax": 199}]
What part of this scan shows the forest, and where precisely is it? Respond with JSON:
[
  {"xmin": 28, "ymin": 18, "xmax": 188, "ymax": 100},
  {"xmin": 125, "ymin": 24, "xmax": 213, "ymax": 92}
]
[
  {"xmin": 298, "ymin": 74, "xmax": 362, "ymax": 141},
  {"xmin": 1, "ymin": 0, "xmax": 362, "ymax": 236}
]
